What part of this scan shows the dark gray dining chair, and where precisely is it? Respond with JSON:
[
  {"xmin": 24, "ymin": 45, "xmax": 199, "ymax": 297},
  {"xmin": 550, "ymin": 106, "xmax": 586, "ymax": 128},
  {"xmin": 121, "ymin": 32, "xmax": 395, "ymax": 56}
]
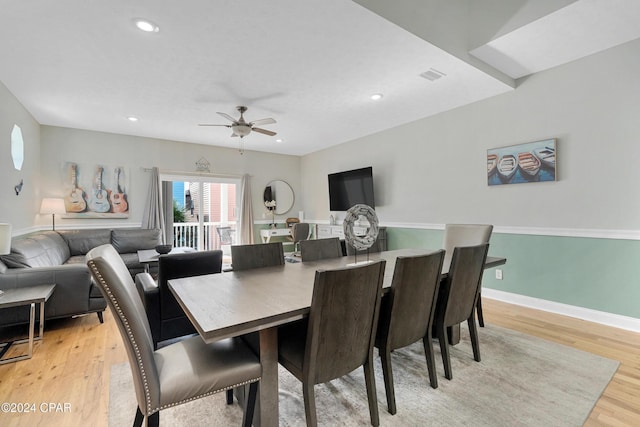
[
  {"xmin": 434, "ymin": 243, "xmax": 489, "ymax": 380},
  {"xmin": 299, "ymin": 237, "xmax": 343, "ymax": 262},
  {"xmin": 86, "ymin": 244, "xmax": 261, "ymax": 427},
  {"xmin": 442, "ymin": 224, "xmax": 493, "ymax": 326},
  {"xmin": 277, "ymin": 260, "xmax": 387, "ymax": 426},
  {"xmin": 135, "ymin": 250, "xmax": 223, "ymax": 350},
  {"xmin": 287, "ymin": 222, "xmax": 311, "ymax": 254},
  {"xmin": 230, "ymin": 242, "xmax": 284, "ymax": 270},
  {"xmin": 375, "ymin": 250, "xmax": 445, "ymax": 414}
]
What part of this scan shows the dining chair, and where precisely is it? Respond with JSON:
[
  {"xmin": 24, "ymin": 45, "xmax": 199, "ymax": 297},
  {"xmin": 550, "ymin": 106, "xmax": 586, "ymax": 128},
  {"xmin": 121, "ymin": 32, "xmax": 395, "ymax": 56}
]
[
  {"xmin": 434, "ymin": 243, "xmax": 489, "ymax": 381},
  {"xmin": 216, "ymin": 226, "xmax": 235, "ymax": 245},
  {"xmin": 230, "ymin": 242, "xmax": 284, "ymax": 270},
  {"xmin": 287, "ymin": 222, "xmax": 311, "ymax": 254},
  {"xmin": 442, "ymin": 224, "xmax": 493, "ymax": 327},
  {"xmin": 299, "ymin": 237, "xmax": 343, "ymax": 262},
  {"xmin": 134, "ymin": 250, "xmax": 223, "ymax": 349},
  {"xmin": 375, "ymin": 250, "xmax": 445, "ymax": 414},
  {"xmin": 277, "ymin": 260, "xmax": 386, "ymax": 427},
  {"xmin": 86, "ymin": 244, "xmax": 261, "ymax": 427}
]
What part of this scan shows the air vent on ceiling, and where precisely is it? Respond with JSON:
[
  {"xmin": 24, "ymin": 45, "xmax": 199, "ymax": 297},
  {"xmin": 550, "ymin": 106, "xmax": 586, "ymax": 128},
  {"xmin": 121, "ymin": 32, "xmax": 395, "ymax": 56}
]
[{"xmin": 420, "ymin": 68, "xmax": 447, "ymax": 82}]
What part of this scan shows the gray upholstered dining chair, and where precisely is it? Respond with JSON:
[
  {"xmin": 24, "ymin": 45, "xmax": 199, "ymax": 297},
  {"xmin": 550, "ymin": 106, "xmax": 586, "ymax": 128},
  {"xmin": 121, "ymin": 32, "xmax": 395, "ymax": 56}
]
[
  {"xmin": 299, "ymin": 237, "xmax": 343, "ymax": 261},
  {"xmin": 434, "ymin": 243, "xmax": 489, "ymax": 381},
  {"xmin": 277, "ymin": 260, "xmax": 387, "ymax": 426},
  {"xmin": 287, "ymin": 222, "xmax": 311, "ymax": 255},
  {"xmin": 375, "ymin": 250, "xmax": 445, "ymax": 414},
  {"xmin": 230, "ymin": 242, "xmax": 284, "ymax": 271},
  {"xmin": 442, "ymin": 224, "xmax": 493, "ymax": 326},
  {"xmin": 86, "ymin": 244, "xmax": 261, "ymax": 427}
]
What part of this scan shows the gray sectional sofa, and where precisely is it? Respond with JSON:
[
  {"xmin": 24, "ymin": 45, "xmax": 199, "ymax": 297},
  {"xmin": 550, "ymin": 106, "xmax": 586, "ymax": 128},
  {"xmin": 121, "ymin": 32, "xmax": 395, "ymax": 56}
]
[{"xmin": 0, "ymin": 228, "xmax": 161, "ymax": 328}]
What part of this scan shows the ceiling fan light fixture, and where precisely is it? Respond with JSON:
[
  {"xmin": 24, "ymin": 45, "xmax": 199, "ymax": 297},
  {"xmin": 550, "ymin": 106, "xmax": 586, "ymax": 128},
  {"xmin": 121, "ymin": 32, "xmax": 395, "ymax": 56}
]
[
  {"xmin": 134, "ymin": 18, "xmax": 159, "ymax": 33},
  {"xmin": 232, "ymin": 124, "xmax": 252, "ymax": 137}
]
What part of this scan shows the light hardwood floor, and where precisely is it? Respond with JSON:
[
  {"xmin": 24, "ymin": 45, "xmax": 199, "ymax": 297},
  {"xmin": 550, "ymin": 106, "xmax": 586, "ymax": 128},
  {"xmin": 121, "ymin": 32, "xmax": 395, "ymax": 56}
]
[{"xmin": 0, "ymin": 298, "xmax": 638, "ymax": 426}]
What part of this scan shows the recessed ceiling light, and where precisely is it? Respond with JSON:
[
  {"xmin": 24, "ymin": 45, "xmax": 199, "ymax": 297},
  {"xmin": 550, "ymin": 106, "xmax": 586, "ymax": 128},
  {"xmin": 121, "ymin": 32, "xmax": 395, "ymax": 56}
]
[
  {"xmin": 370, "ymin": 93, "xmax": 383, "ymax": 101},
  {"xmin": 127, "ymin": 116, "xmax": 139, "ymax": 122},
  {"xmin": 134, "ymin": 19, "xmax": 159, "ymax": 33},
  {"xmin": 275, "ymin": 139, "xmax": 283, "ymax": 143}
]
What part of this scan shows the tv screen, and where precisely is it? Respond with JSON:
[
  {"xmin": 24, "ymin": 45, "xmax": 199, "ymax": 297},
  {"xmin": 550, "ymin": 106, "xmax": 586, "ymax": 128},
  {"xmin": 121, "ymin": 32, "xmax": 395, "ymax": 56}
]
[{"xmin": 328, "ymin": 167, "xmax": 375, "ymax": 211}]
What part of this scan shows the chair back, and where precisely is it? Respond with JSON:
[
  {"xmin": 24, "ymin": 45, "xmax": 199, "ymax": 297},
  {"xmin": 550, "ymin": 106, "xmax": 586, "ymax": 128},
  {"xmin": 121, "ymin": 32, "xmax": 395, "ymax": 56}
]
[
  {"xmin": 305, "ymin": 260, "xmax": 386, "ymax": 384},
  {"xmin": 378, "ymin": 250, "xmax": 445, "ymax": 351},
  {"xmin": 158, "ymin": 250, "xmax": 223, "ymax": 320},
  {"xmin": 300, "ymin": 237, "xmax": 343, "ymax": 262},
  {"xmin": 442, "ymin": 224, "xmax": 493, "ymax": 272},
  {"xmin": 230, "ymin": 242, "xmax": 284, "ymax": 270},
  {"xmin": 86, "ymin": 244, "xmax": 160, "ymax": 415},
  {"xmin": 216, "ymin": 227, "xmax": 234, "ymax": 245},
  {"xmin": 440, "ymin": 243, "xmax": 489, "ymax": 327},
  {"xmin": 291, "ymin": 223, "xmax": 310, "ymax": 243}
]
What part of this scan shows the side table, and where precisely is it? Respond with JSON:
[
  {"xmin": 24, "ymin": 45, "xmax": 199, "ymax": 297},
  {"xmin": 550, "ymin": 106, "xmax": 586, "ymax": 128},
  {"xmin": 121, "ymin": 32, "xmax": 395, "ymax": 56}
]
[{"xmin": 0, "ymin": 284, "xmax": 56, "ymax": 364}]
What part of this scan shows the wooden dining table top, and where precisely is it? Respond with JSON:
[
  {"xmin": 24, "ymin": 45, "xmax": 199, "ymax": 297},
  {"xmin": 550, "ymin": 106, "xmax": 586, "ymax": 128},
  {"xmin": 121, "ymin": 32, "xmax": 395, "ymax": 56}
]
[{"xmin": 168, "ymin": 248, "xmax": 506, "ymax": 344}]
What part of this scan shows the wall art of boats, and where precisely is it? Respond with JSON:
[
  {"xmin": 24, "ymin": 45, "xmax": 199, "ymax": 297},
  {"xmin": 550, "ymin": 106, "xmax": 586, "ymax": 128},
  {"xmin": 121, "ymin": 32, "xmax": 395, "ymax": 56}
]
[
  {"xmin": 517, "ymin": 151, "xmax": 541, "ymax": 179},
  {"xmin": 487, "ymin": 153, "xmax": 498, "ymax": 177},
  {"xmin": 533, "ymin": 146, "xmax": 556, "ymax": 169},
  {"xmin": 497, "ymin": 154, "xmax": 518, "ymax": 183}
]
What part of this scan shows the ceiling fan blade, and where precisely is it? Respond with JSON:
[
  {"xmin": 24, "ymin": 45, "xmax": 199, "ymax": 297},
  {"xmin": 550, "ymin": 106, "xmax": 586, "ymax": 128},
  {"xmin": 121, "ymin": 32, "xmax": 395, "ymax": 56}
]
[
  {"xmin": 198, "ymin": 124, "xmax": 231, "ymax": 127},
  {"xmin": 231, "ymin": 133, "xmax": 238, "ymax": 137},
  {"xmin": 252, "ymin": 127, "xmax": 277, "ymax": 136},
  {"xmin": 217, "ymin": 112, "xmax": 237, "ymax": 123},
  {"xmin": 250, "ymin": 118, "xmax": 276, "ymax": 126}
]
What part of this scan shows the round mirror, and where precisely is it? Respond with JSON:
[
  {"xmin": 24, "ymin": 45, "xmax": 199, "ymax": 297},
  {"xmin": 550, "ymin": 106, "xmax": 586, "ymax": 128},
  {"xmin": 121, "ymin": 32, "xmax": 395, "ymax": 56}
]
[{"xmin": 263, "ymin": 180, "xmax": 294, "ymax": 215}]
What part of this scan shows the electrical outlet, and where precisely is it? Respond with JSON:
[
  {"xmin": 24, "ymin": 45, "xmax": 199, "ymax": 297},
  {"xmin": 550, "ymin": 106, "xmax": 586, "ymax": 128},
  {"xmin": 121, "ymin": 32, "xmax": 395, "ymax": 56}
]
[{"xmin": 495, "ymin": 269, "xmax": 503, "ymax": 280}]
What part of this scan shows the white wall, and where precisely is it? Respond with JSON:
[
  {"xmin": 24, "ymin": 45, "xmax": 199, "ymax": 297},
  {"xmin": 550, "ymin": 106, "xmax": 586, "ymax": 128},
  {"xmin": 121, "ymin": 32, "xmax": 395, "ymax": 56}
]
[
  {"xmin": 0, "ymin": 81, "xmax": 41, "ymax": 231},
  {"xmin": 38, "ymin": 126, "xmax": 301, "ymax": 231},
  {"xmin": 301, "ymin": 38, "xmax": 640, "ymax": 232}
]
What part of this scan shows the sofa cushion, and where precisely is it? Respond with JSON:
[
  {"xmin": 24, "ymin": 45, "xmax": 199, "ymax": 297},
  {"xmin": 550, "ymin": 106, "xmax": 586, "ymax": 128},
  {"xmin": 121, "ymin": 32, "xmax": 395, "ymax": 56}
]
[
  {"xmin": 112, "ymin": 229, "xmax": 161, "ymax": 254},
  {"xmin": 0, "ymin": 259, "xmax": 7, "ymax": 274},
  {"xmin": 58, "ymin": 229, "xmax": 112, "ymax": 256},
  {"xmin": 0, "ymin": 231, "xmax": 70, "ymax": 268}
]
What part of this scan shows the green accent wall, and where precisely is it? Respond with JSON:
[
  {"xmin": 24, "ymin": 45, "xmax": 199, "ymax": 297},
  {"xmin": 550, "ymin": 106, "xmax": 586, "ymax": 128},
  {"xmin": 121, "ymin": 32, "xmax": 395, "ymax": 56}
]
[{"xmin": 387, "ymin": 227, "xmax": 640, "ymax": 319}]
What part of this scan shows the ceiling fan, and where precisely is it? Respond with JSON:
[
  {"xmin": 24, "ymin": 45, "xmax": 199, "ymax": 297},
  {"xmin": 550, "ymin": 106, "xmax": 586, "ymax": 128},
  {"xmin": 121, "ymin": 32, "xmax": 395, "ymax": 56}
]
[{"xmin": 199, "ymin": 106, "xmax": 277, "ymax": 138}]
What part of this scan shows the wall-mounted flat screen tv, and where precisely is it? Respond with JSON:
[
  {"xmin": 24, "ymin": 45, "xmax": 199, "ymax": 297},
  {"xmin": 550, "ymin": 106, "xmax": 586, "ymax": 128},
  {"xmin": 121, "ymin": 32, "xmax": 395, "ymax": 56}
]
[{"xmin": 328, "ymin": 166, "xmax": 375, "ymax": 211}]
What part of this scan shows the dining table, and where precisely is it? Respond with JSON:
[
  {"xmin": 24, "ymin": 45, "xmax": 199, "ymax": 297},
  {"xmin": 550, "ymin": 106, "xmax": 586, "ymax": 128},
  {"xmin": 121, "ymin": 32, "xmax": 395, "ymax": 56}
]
[{"xmin": 169, "ymin": 248, "xmax": 506, "ymax": 427}]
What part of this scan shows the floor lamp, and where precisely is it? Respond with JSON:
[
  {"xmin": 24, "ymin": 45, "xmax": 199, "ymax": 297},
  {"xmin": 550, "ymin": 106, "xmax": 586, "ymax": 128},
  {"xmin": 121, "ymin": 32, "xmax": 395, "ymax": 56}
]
[{"xmin": 40, "ymin": 198, "xmax": 66, "ymax": 231}]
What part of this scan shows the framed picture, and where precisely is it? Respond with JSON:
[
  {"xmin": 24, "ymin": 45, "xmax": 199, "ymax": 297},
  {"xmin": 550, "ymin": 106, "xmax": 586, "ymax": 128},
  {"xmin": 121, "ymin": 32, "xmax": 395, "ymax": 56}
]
[
  {"xmin": 61, "ymin": 162, "xmax": 129, "ymax": 218},
  {"xmin": 488, "ymin": 139, "xmax": 556, "ymax": 186}
]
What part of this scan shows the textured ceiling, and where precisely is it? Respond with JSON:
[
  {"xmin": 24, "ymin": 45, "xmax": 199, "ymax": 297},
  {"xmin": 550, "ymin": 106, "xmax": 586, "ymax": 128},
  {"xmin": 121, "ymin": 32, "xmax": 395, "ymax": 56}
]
[{"xmin": 0, "ymin": 0, "xmax": 638, "ymax": 155}]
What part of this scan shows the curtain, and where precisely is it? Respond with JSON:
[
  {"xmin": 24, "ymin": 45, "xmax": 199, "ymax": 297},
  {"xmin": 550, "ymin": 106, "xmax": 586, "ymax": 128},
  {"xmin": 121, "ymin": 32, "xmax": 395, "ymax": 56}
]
[
  {"xmin": 238, "ymin": 174, "xmax": 254, "ymax": 244},
  {"xmin": 162, "ymin": 181, "xmax": 173, "ymax": 245},
  {"xmin": 141, "ymin": 167, "xmax": 166, "ymax": 243}
]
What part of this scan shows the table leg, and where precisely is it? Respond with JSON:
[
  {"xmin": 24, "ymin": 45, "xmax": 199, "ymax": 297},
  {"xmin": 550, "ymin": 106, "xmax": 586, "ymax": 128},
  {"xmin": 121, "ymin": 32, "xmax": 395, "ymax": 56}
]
[
  {"xmin": 39, "ymin": 300, "xmax": 45, "ymax": 338},
  {"xmin": 27, "ymin": 302, "xmax": 35, "ymax": 358},
  {"xmin": 256, "ymin": 327, "xmax": 278, "ymax": 427}
]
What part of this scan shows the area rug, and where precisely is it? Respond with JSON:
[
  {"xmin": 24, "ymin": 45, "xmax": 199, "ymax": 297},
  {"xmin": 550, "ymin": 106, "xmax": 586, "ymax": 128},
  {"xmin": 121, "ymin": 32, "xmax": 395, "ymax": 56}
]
[{"xmin": 109, "ymin": 324, "xmax": 618, "ymax": 426}]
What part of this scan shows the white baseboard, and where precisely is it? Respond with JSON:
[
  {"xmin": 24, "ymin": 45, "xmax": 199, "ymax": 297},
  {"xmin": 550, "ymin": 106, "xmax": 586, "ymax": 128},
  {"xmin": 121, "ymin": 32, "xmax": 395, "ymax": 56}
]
[{"xmin": 482, "ymin": 288, "xmax": 640, "ymax": 333}]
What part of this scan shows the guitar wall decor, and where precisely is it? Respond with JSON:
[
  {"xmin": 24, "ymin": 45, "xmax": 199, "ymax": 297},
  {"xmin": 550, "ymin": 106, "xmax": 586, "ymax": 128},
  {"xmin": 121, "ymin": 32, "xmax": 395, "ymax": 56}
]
[
  {"xmin": 89, "ymin": 166, "xmax": 111, "ymax": 213},
  {"xmin": 109, "ymin": 167, "xmax": 128, "ymax": 213},
  {"xmin": 64, "ymin": 163, "xmax": 87, "ymax": 213}
]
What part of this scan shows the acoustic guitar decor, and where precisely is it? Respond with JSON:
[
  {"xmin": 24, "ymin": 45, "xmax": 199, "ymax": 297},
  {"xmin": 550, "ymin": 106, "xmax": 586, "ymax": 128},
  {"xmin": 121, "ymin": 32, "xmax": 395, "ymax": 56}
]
[
  {"xmin": 89, "ymin": 166, "xmax": 111, "ymax": 213},
  {"xmin": 109, "ymin": 167, "xmax": 128, "ymax": 213},
  {"xmin": 64, "ymin": 163, "xmax": 87, "ymax": 213}
]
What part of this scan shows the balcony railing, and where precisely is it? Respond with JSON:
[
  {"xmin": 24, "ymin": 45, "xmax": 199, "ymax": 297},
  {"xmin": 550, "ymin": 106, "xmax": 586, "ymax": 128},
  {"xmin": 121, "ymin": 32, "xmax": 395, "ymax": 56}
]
[{"xmin": 172, "ymin": 221, "xmax": 236, "ymax": 250}]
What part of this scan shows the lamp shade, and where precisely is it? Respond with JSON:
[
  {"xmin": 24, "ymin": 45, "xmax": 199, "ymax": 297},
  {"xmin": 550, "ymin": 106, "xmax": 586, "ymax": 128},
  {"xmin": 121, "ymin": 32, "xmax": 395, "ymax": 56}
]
[
  {"xmin": 0, "ymin": 223, "xmax": 12, "ymax": 255},
  {"xmin": 40, "ymin": 198, "xmax": 66, "ymax": 214}
]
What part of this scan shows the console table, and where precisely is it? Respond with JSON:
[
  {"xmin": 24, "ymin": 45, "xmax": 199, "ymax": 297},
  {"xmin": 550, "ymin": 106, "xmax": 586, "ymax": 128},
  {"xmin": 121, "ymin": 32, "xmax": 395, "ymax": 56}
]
[{"xmin": 260, "ymin": 228, "xmax": 292, "ymax": 243}]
